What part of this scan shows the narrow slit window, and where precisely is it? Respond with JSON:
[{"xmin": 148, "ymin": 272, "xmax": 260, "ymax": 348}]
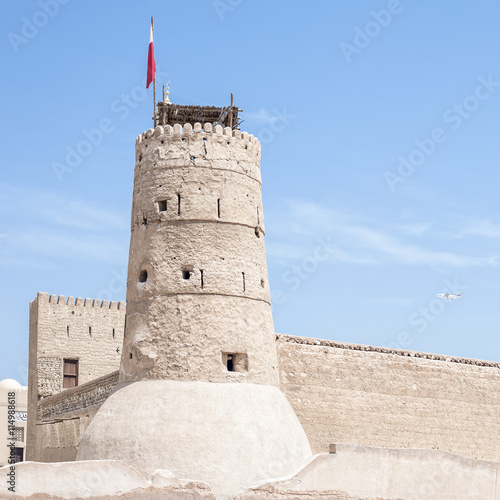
[
  {"xmin": 217, "ymin": 199, "xmax": 221, "ymax": 218},
  {"xmin": 177, "ymin": 194, "xmax": 181, "ymax": 216},
  {"xmin": 112, "ymin": 328, "xmax": 115, "ymax": 339},
  {"xmin": 227, "ymin": 354, "xmax": 234, "ymax": 372},
  {"xmin": 158, "ymin": 200, "xmax": 167, "ymax": 212},
  {"xmin": 201, "ymin": 269, "xmax": 204, "ymax": 289},
  {"xmin": 242, "ymin": 272, "xmax": 246, "ymax": 292},
  {"xmin": 66, "ymin": 325, "xmax": 69, "ymax": 337},
  {"xmin": 89, "ymin": 326, "xmax": 92, "ymax": 337}
]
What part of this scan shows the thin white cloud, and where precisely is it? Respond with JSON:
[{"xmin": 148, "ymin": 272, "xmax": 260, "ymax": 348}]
[
  {"xmin": 0, "ymin": 183, "xmax": 128, "ymax": 266},
  {"xmin": 458, "ymin": 220, "xmax": 500, "ymax": 239},
  {"xmin": 267, "ymin": 200, "xmax": 499, "ymax": 268},
  {"xmin": 396, "ymin": 223, "xmax": 432, "ymax": 237},
  {"xmin": 0, "ymin": 183, "xmax": 128, "ymax": 232}
]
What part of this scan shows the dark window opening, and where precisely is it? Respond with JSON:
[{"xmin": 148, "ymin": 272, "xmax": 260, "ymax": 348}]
[
  {"xmin": 89, "ymin": 326, "xmax": 92, "ymax": 337},
  {"xmin": 255, "ymin": 227, "xmax": 260, "ymax": 238},
  {"xmin": 217, "ymin": 199, "xmax": 221, "ymax": 218},
  {"xmin": 112, "ymin": 328, "xmax": 115, "ymax": 339},
  {"xmin": 222, "ymin": 352, "xmax": 248, "ymax": 373},
  {"xmin": 177, "ymin": 194, "xmax": 181, "ymax": 216},
  {"xmin": 14, "ymin": 447, "xmax": 23, "ymax": 463},
  {"xmin": 242, "ymin": 272, "xmax": 246, "ymax": 292},
  {"xmin": 129, "ymin": 352, "xmax": 133, "ymax": 359},
  {"xmin": 139, "ymin": 270, "xmax": 148, "ymax": 283},
  {"xmin": 63, "ymin": 359, "xmax": 78, "ymax": 389},
  {"xmin": 201, "ymin": 269, "xmax": 204, "ymax": 289},
  {"xmin": 66, "ymin": 325, "xmax": 69, "ymax": 337},
  {"xmin": 261, "ymin": 279, "xmax": 265, "ymax": 288},
  {"xmin": 158, "ymin": 200, "xmax": 167, "ymax": 212},
  {"xmin": 182, "ymin": 269, "xmax": 191, "ymax": 280}
]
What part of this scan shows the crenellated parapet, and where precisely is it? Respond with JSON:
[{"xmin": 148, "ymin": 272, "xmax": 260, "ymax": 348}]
[
  {"xmin": 134, "ymin": 123, "xmax": 261, "ymax": 181},
  {"xmin": 135, "ymin": 122, "xmax": 261, "ymax": 149},
  {"xmin": 131, "ymin": 123, "xmax": 265, "ymax": 233},
  {"xmin": 41, "ymin": 292, "xmax": 125, "ymax": 311}
]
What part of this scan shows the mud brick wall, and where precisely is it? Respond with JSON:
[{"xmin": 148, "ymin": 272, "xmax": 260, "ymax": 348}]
[{"xmin": 277, "ymin": 334, "xmax": 500, "ymax": 463}]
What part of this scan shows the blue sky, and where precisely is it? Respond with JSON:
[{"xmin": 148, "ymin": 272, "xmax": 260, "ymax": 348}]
[{"xmin": 1, "ymin": 0, "xmax": 500, "ymax": 383}]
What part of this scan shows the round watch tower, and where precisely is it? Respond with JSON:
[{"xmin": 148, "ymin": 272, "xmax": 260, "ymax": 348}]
[
  {"xmin": 121, "ymin": 121, "xmax": 278, "ymax": 385},
  {"xmin": 78, "ymin": 116, "xmax": 311, "ymax": 499}
]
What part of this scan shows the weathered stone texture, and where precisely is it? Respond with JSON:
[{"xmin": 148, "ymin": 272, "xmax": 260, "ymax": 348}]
[
  {"xmin": 37, "ymin": 371, "xmax": 119, "ymax": 420},
  {"xmin": 121, "ymin": 123, "xmax": 277, "ymax": 385},
  {"xmin": 0, "ymin": 460, "xmax": 218, "ymax": 499},
  {"xmin": 277, "ymin": 335, "xmax": 500, "ymax": 462},
  {"xmin": 122, "ymin": 295, "xmax": 277, "ymax": 384},
  {"xmin": 36, "ymin": 357, "xmax": 61, "ymax": 398},
  {"xmin": 33, "ymin": 372, "xmax": 119, "ymax": 462}
]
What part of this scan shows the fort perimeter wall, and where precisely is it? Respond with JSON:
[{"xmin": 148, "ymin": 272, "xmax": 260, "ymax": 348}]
[
  {"xmin": 277, "ymin": 334, "xmax": 500, "ymax": 462},
  {"xmin": 30, "ymin": 327, "xmax": 500, "ymax": 464}
]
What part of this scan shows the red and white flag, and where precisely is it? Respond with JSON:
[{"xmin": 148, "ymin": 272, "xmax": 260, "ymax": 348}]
[{"xmin": 146, "ymin": 19, "xmax": 156, "ymax": 89}]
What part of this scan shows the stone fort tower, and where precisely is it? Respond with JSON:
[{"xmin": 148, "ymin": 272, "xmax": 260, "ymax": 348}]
[
  {"xmin": 77, "ymin": 105, "xmax": 312, "ymax": 498},
  {"xmin": 120, "ymin": 120, "xmax": 277, "ymax": 385}
]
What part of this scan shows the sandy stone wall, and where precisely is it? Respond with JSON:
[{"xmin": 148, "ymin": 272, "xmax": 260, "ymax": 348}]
[
  {"xmin": 30, "ymin": 318, "xmax": 500, "ymax": 464},
  {"xmin": 277, "ymin": 334, "xmax": 500, "ymax": 462},
  {"xmin": 33, "ymin": 371, "xmax": 119, "ymax": 462},
  {"xmin": 27, "ymin": 293, "xmax": 125, "ymax": 460},
  {"xmin": 37, "ymin": 371, "xmax": 119, "ymax": 420}
]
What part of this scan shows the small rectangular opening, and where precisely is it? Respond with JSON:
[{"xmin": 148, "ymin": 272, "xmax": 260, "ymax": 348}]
[
  {"xmin": 217, "ymin": 199, "xmax": 221, "ymax": 218},
  {"xmin": 200, "ymin": 269, "xmax": 204, "ymax": 289},
  {"xmin": 177, "ymin": 194, "xmax": 181, "ymax": 216},
  {"xmin": 158, "ymin": 200, "xmax": 167, "ymax": 212},
  {"xmin": 89, "ymin": 326, "xmax": 92, "ymax": 337},
  {"xmin": 14, "ymin": 447, "xmax": 23, "ymax": 463},
  {"xmin": 63, "ymin": 359, "xmax": 79, "ymax": 389},
  {"xmin": 182, "ymin": 269, "xmax": 191, "ymax": 280},
  {"xmin": 222, "ymin": 352, "xmax": 248, "ymax": 373},
  {"xmin": 242, "ymin": 272, "xmax": 245, "ymax": 292}
]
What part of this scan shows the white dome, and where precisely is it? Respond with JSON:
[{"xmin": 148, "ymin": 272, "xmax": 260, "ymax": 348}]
[{"xmin": 0, "ymin": 379, "xmax": 22, "ymax": 391}]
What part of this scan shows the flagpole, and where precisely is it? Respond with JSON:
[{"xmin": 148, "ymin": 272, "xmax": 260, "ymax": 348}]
[{"xmin": 152, "ymin": 17, "xmax": 156, "ymax": 127}]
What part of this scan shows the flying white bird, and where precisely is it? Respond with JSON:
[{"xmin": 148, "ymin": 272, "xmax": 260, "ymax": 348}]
[{"xmin": 436, "ymin": 291, "xmax": 463, "ymax": 300}]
